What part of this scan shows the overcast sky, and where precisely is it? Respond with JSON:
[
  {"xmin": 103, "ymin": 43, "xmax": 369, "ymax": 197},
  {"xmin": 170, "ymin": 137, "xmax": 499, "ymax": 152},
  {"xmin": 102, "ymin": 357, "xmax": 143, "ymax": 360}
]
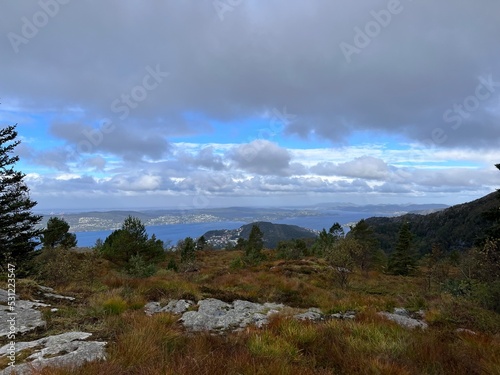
[{"xmin": 1, "ymin": 0, "xmax": 499, "ymax": 211}]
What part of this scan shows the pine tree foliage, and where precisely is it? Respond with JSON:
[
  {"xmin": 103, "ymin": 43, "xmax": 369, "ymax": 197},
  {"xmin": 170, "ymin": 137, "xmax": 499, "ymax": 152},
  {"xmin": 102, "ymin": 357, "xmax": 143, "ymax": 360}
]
[
  {"xmin": 348, "ymin": 219, "xmax": 378, "ymax": 272},
  {"xmin": 312, "ymin": 222, "xmax": 344, "ymax": 256},
  {"xmin": 245, "ymin": 224, "xmax": 265, "ymax": 263},
  {"xmin": 41, "ymin": 217, "xmax": 77, "ymax": 249},
  {"xmin": 99, "ymin": 216, "xmax": 164, "ymax": 266},
  {"xmin": 0, "ymin": 125, "xmax": 41, "ymax": 271},
  {"xmin": 179, "ymin": 237, "xmax": 196, "ymax": 264},
  {"xmin": 388, "ymin": 222, "xmax": 416, "ymax": 275}
]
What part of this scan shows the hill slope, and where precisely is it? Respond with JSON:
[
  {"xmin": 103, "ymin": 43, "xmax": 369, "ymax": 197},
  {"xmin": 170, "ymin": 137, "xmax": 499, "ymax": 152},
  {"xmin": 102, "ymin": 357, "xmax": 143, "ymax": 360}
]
[
  {"xmin": 365, "ymin": 191, "xmax": 499, "ymax": 255},
  {"xmin": 202, "ymin": 221, "xmax": 318, "ymax": 249}
]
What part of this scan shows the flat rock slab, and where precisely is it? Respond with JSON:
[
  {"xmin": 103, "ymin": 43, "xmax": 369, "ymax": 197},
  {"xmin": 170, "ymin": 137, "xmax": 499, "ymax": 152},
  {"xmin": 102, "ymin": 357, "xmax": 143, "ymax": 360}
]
[
  {"xmin": 42, "ymin": 293, "xmax": 75, "ymax": 301},
  {"xmin": 378, "ymin": 308, "xmax": 428, "ymax": 329},
  {"xmin": 0, "ymin": 290, "xmax": 18, "ymax": 303},
  {"xmin": 180, "ymin": 298, "xmax": 285, "ymax": 332},
  {"xmin": 0, "ymin": 300, "xmax": 47, "ymax": 337},
  {"xmin": 0, "ymin": 332, "xmax": 107, "ymax": 375}
]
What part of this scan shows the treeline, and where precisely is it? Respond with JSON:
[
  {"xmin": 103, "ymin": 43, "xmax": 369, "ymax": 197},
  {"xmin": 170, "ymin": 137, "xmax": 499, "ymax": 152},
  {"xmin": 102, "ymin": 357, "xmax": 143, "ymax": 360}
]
[{"xmin": 365, "ymin": 192, "xmax": 499, "ymax": 255}]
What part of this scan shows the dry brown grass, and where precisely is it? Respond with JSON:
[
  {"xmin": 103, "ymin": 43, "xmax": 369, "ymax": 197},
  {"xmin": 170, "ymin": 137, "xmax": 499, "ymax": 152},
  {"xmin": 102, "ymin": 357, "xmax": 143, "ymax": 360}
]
[{"xmin": 9, "ymin": 250, "xmax": 500, "ymax": 375}]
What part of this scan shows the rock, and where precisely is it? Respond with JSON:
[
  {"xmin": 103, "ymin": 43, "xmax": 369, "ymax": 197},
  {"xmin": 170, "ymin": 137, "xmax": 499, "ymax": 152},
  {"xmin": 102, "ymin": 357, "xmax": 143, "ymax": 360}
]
[
  {"xmin": 0, "ymin": 332, "xmax": 106, "ymax": 375},
  {"xmin": 330, "ymin": 311, "xmax": 356, "ymax": 320},
  {"xmin": 180, "ymin": 298, "xmax": 285, "ymax": 332},
  {"xmin": 456, "ymin": 328, "xmax": 476, "ymax": 335},
  {"xmin": 335, "ymin": 267, "xmax": 351, "ymax": 273},
  {"xmin": 36, "ymin": 286, "xmax": 76, "ymax": 301},
  {"xmin": 42, "ymin": 293, "xmax": 76, "ymax": 301},
  {"xmin": 162, "ymin": 299, "xmax": 194, "ymax": 314},
  {"xmin": 294, "ymin": 308, "xmax": 324, "ymax": 321},
  {"xmin": 343, "ymin": 311, "xmax": 356, "ymax": 319},
  {"xmin": 0, "ymin": 290, "xmax": 18, "ymax": 303},
  {"xmin": 145, "ymin": 300, "xmax": 194, "ymax": 316},
  {"xmin": 0, "ymin": 300, "xmax": 47, "ymax": 337},
  {"xmin": 378, "ymin": 308, "xmax": 428, "ymax": 329},
  {"xmin": 144, "ymin": 301, "xmax": 162, "ymax": 316},
  {"xmin": 252, "ymin": 313, "xmax": 269, "ymax": 328},
  {"xmin": 393, "ymin": 307, "xmax": 409, "ymax": 317},
  {"xmin": 415, "ymin": 310, "xmax": 426, "ymax": 319}
]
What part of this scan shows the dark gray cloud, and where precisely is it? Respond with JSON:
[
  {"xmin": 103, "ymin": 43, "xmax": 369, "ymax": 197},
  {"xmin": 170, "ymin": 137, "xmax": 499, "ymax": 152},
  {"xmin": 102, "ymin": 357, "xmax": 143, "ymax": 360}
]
[
  {"xmin": 229, "ymin": 140, "xmax": 291, "ymax": 176},
  {"xmin": 83, "ymin": 156, "xmax": 106, "ymax": 171},
  {"xmin": 2, "ymin": 1, "xmax": 499, "ymax": 209},
  {"xmin": 311, "ymin": 156, "xmax": 389, "ymax": 180},
  {"xmin": 50, "ymin": 122, "xmax": 170, "ymax": 161},
  {"xmin": 1, "ymin": 0, "xmax": 499, "ymax": 150},
  {"xmin": 176, "ymin": 146, "xmax": 226, "ymax": 171}
]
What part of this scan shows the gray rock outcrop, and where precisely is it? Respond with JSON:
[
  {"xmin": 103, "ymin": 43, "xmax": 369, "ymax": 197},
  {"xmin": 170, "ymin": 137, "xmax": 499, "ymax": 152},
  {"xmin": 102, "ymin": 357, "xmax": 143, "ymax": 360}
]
[
  {"xmin": 146, "ymin": 298, "xmax": 361, "ymax": 331},
  {"xmin": 180, "ymin": 298, "xmax": 285, "ymax": 332},
  {"xmin": 331, "ymin": 310, "xmax": 356, "ymax": 320},
  {"xmin": 294, "ymin": 307, "xmax": 324, "ymax": 321},
  {"xmin": 0, "ymin": 300, "xmax": 48, "ymax": 337},
  {"xmin": 378, "ymin": 308, "xmax": 428, "ymax": 329},
  {"xmin": 145, "ymin": 299, "xmax": 194, "ymax": 316},
  {"xmin": 0, "ymin": 332, "xmax": 106, "ymax": 375},
  {"xmin": 38, "ymin": 286, "xmax": 76, "ymax": 301}
]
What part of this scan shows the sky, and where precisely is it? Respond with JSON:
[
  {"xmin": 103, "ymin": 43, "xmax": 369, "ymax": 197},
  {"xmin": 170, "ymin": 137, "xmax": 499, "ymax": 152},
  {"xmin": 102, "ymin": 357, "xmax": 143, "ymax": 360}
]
[{"xmin": 1, "ymin": 0, "xmax": 499, "ymax": 211}]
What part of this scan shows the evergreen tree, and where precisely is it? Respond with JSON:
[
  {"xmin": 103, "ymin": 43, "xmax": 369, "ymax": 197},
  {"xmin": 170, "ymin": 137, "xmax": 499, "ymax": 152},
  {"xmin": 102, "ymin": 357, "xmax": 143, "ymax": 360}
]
[
  {"xmin": 41, "ymin": 217, "xmax": 77, "ymax": 249},
  {"xmin": 0, "ymin": 125, "xmax": 42, "ymax": 273},
  {"xmin": 312, "ymin": 222, "xmax": 345, "ymax": 257},
  {"xmin": 245, "ymin": 224, "xmax": 264, "ymax": 263},
  {"xmin": 179, "ymin": 237, "xmax": 196, "ymax": 264},
  {"xmin": 329, "ymin": 222, "xmax": 345, "ymax": 240},
  {"xmin": 100, "ymin": 216, "xmax": 164, "ymax": 266},
  {"xmin": 388, "ymin": 222, "xmax": 416, "ymax": 275},
  {"xmin": 348, "ymin": 219, "xmax": 378, "ymax": 272},
  {"xmin": 196, "ymin": 235, "xmax": 207, "ymax": 250},
  {"xmin": 235, "ymin": 237, "xmax": 247, "ymax": 250}
]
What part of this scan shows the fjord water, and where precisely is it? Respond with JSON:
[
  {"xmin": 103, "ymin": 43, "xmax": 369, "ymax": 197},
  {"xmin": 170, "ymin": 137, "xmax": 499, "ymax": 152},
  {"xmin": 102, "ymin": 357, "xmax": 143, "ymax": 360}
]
[{"xmin": 73, "ymin": 210, "xmax": 375, "ymax": 248}]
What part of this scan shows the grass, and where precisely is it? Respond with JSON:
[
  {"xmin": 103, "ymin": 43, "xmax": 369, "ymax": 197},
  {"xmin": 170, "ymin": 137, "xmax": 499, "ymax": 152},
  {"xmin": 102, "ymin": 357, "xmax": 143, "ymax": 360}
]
[{"xmin": 3, "ymin": 249, "xmax": 499, "ymax": 374}]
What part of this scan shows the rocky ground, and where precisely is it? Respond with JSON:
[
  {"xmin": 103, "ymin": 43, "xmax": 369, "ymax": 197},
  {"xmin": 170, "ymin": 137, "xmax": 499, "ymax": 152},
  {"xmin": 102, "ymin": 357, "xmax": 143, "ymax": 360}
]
[
  {"xmin": 0, "ymin": 287, "xmax": 106, "ymax": 375},
  {"xmin": 0, "ymin": 285, "xmax": 444, "ymax": 374}
]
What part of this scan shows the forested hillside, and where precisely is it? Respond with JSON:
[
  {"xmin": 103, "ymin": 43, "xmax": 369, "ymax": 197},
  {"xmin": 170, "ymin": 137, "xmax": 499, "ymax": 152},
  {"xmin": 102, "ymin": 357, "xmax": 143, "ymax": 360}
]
[
  {"xmin": 203, "ymin": 221, "xmax": 318, "ymax": 249},
  {"xmin": 366, "ymin": 192, "xmax": 498, "ymax": 255}
]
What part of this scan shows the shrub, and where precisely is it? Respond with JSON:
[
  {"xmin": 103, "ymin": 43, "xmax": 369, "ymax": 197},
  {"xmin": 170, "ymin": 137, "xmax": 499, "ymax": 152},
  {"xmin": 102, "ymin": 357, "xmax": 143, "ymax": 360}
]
[
  {"xmin": 126, "ymin": 254, "xmax": 156, "ymax": 278},
  {"xmin": 230, "ymin": 256, "xmax": 245, "ymax": 270},
  {"xmin": 99, "ymin": 216, "xmax": 165, "ymax": 267},
  {"xmin": 166, "ymin": 258, "xmax": 178, "ymax": 272},
  {"xmin": 34, "ymin": 247, "xmax": 101, "ymax": 286},
  {"xmin": 276, "ymin": 239, "xmax": 307, "ymax": 260}
]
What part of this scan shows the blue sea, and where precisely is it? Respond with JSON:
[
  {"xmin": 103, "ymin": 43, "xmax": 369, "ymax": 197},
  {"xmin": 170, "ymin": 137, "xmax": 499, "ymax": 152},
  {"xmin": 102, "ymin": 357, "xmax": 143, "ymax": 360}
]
[{"xmin": 74, "ymin": 211, "xmax": 375, "ymax": 248}]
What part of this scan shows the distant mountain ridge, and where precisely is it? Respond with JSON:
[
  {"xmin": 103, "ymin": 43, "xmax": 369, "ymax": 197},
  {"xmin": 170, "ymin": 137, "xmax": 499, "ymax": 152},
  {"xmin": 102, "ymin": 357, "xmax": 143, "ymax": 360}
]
[
  {"xmin": 365, "ymin": 192, "xmax": 499, "ymax": 255},
  {"xmin": 39, "ymin": 203, "xmax": 448, "ymax": 232},
  {"xmin": 202, "ymin": 221, "xmax": 318, "ymax": 249}
]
